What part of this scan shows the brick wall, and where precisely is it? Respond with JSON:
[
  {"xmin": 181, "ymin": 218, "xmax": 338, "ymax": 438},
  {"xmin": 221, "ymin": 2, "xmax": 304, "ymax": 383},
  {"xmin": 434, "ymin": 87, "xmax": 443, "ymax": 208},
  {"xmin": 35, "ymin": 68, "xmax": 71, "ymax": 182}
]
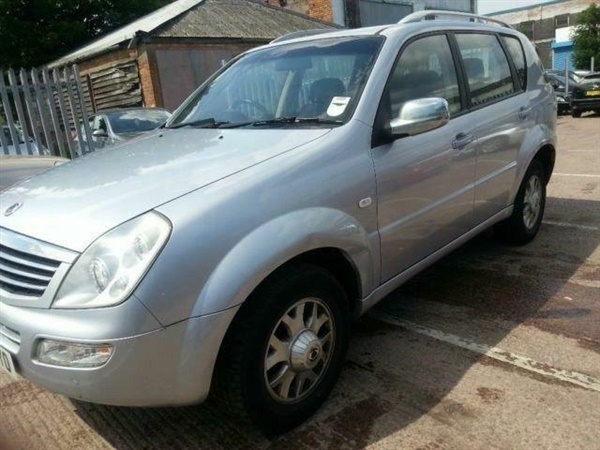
[
  {"xmin": 137, "ymin": 47, "xmax": 162, "ymax": 108},
  {"xmin": 266, "ymin": 0, "xmax": 333, "ymax": 23}
]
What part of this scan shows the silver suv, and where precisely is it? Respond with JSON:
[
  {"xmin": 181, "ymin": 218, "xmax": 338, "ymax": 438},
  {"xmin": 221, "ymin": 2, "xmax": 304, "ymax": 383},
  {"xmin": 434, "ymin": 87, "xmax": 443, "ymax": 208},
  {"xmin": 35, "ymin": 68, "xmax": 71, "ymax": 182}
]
[{"xmin": 0, "ymin": 11, "xmax": 556, "ymax": 432}]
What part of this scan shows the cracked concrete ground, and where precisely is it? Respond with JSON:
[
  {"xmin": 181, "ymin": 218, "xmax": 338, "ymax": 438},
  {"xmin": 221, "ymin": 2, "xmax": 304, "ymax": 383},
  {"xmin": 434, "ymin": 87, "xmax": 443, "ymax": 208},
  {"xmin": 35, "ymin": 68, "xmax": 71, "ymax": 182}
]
[{"xmin": 1, "ymin": 113, "xmax": 599, "ymax": 450}]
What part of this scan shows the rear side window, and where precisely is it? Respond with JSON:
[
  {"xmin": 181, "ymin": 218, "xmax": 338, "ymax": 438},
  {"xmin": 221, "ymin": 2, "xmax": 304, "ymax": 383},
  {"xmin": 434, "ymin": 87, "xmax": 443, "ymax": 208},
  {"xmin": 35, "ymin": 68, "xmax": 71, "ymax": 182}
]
[
  {"xmin": 502, "ymin": 36, "xmax": 527, "ymax": 91},
  {"xmin": 455, "ymin": 34, "xmax": 515, "ymax": 107}
]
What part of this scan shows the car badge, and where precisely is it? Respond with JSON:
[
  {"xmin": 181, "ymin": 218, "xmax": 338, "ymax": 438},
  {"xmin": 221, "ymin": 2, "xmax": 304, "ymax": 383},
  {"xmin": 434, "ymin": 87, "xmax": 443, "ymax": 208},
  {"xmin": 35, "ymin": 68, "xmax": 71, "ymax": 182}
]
[{"xmin": 4, "ymin": 202, "xmax": 23, "ymax": 217}]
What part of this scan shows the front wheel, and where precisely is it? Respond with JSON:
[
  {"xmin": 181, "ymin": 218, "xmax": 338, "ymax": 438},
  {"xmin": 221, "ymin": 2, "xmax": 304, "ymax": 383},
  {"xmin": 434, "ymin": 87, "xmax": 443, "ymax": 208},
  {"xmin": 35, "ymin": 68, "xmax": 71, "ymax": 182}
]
[
  {"xmin": 496, "ymin": 160, "xmax": 546, "ymax": 245},
  {"xmin": 213, "ymin": 264, "xmax": 350, "ymax": 434},
  {"xmin": 572, "ymin": 110, "xmax": 582, "ymax": 118}
]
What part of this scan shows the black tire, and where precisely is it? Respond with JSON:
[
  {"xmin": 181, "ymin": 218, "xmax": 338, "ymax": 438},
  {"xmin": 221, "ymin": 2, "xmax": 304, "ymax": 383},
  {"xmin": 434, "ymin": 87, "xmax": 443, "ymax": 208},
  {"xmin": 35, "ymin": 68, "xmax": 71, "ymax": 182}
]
[
  {"xmin": 496, "ymin": 160, "xmax": 546, "ymax": 245},
  {"xmin": 594, "ymin": 109, "xmax": 600, "ymax": 115},
  {"xmin": 213, "ymin": 264, "xmax": 350, "ymax": 434},
  {"xmin": 572, "ymin": 110, "xmax": 582, "ymax": 118}
]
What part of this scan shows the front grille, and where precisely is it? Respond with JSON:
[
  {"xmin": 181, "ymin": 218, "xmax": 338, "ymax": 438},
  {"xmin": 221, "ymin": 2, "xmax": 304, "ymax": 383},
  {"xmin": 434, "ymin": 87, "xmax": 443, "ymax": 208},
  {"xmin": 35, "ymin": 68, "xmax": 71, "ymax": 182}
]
[{"xmin": 0, "ymin": 243, "xmax": 61, "ymax": 298}]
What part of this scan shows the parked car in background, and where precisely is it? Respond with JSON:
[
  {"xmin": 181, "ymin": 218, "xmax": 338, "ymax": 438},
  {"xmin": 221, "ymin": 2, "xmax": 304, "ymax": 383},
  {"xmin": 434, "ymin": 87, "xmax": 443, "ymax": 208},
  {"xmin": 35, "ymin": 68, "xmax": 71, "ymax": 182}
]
[
  {"xmin": 0, "ymin": 11, "xmax": 556, "ymax": 433},
  {"xmin": 78, "ymin": 108, "xmax": 171, "ymax": 152},
  {"xmin": 1, "ymin": 126, "xmax": 47, "ymax": 155},
  {"xmin": 545, "ymin": 72, "xmax": 573, "ymax": 115},
  {"xmin": 0, "ymin": 155, "xmax": 69, "ymax": 191},
  {"xmin": 545, "ymin": 69, "xmax": 586, "ymax": 85},
  {"xmin": 570, "ymin": 72, "xmax": 600, "ymax": 118}
]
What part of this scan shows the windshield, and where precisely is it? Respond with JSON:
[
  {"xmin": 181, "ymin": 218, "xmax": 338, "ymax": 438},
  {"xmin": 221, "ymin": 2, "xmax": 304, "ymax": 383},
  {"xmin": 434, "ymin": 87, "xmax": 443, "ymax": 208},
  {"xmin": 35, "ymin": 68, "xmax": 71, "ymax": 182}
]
[
  {"xmin": 582, "ymin": 73, "xmax": 600, "ymax": 81},
  {"xmin": 168, "ymin": 36, "xmax": 384, "ymax": 129},
  {"xmin": 107, "ymin": 110, "xmax": 171, "ymax": 134}
]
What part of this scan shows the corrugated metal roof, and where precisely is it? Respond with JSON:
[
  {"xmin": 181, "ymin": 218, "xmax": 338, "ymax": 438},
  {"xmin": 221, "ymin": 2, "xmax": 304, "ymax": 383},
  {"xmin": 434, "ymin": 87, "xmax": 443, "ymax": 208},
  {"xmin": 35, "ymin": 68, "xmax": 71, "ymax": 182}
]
[
  {"xmin": 49, "ymin": 0, "xmax": 339, "ymax": 67},
  {"xmin": 153, "ymin": 0, "xmax": 338, "ymax": 39}
]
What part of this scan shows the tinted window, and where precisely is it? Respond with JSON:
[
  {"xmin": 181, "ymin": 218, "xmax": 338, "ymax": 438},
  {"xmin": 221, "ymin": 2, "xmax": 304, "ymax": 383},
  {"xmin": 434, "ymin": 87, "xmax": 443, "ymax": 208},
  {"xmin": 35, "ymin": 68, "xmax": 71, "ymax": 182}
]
[
  {"xmin": 388, "ymin": 34, "xmax": 462, "ymax": 116},
  {"xmin": 456, "ymin": 34, "xmax": 515, "ymax": 107},
  {"xmin": 502, "ymin": 36, "xmax": 527, "ymax": 91}
]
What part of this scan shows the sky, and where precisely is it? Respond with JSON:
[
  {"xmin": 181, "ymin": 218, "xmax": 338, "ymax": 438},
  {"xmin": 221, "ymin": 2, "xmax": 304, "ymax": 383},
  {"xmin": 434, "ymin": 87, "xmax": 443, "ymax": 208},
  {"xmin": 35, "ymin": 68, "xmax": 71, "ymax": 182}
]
[{"xmin": 478, "ymin": 0, "xmax": 558, "ymax": 15}]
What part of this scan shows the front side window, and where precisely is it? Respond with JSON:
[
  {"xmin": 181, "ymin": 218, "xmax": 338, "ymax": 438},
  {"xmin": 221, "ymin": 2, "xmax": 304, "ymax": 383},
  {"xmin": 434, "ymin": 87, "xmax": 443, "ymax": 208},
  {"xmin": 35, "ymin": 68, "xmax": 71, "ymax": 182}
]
[
  {"xmin": 168, "ymin": 36, "xmax": 384, "ymax": 128},
  {"xmin": 387, "ymin": 34, "xmax": 462, "ymax": 116},
  {"xmin": 456, "ymin": 34, "xmax": 515, "ymax": 107}
]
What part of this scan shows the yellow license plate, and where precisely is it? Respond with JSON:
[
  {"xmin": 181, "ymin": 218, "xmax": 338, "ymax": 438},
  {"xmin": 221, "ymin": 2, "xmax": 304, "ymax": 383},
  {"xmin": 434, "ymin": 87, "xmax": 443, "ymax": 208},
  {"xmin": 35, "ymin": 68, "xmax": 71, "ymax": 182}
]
[{"xmin": 585, "ymin": 90, "xmax": 600, "ymax": 96}]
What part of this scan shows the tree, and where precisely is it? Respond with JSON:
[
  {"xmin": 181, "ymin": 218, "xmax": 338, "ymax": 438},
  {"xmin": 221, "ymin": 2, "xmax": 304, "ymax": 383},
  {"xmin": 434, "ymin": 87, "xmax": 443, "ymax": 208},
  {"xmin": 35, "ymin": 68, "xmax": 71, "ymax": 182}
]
[
  {"xmin": 0, "ymin": 0, "xmax": 174, "ymax": 69},
  {"xmin": 572, "ymin": 3, "xmax": 600, "ymax": 71}
]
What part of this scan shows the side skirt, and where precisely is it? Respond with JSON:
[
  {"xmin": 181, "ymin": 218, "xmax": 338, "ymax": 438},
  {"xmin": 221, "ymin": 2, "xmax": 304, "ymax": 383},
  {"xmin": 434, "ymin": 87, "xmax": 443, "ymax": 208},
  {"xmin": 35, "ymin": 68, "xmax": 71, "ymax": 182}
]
[{"xmin": 359, "ymin": 206, "xmax": 513, "ymax": 314}]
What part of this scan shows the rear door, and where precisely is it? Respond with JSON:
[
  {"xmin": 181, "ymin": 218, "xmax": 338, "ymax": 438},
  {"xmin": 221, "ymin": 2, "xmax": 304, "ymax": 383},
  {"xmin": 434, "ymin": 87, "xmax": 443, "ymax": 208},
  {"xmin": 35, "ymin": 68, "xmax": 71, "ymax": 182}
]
[
  {"xmin": 452, "ymin": 33, "xmax": 530, "ymax": 224},
  {"xmin": 371, "ymin": 33, "xmax": 478, "ymax": 282}
]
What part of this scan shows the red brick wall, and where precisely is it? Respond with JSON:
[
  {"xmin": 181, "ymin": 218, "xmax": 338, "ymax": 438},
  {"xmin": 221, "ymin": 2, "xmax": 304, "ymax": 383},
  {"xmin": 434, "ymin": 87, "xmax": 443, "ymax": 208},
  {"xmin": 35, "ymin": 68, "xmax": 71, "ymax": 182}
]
[
  {"xmin": 266, "ymin": 0, "xmax": 333, "ymax": 23},
  {"xmin": 137, "ymin": 46, "xmax": 163, "ymax": 108}
]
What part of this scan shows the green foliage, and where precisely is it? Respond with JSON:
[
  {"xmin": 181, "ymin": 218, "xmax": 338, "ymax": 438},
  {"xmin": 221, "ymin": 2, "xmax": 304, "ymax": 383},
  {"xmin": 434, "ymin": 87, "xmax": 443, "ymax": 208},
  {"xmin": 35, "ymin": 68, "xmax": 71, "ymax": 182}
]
[
  {"xmin": 572, "ymin": 3, "xmax": 600, "ymax": 70},
  {"xmin": 0, "ymin": 0, "xmax": 174, "ymax": 68}
]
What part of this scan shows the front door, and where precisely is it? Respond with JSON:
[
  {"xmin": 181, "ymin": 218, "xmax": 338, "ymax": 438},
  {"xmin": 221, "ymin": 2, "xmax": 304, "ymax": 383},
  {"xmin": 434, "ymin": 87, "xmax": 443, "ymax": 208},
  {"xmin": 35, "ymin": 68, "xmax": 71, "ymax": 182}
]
[{"xmin": 371, "ymin": 33, "xmax": 477, "ymax": 282}]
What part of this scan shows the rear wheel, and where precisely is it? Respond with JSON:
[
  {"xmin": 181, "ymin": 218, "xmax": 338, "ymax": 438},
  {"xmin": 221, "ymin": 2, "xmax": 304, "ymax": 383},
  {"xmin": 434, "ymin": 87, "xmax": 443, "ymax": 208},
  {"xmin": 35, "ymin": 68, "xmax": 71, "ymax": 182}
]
[
  {"xmin": 213, "ymin": 264, "xmax": 350, "ymax": 434},
  {"xmin": 572, "ymin": 110, "xmax": 582, "ymax": 118},
  {"xmin": 496, "ymin": 160, "xmax": 546, "ymax": 245}
]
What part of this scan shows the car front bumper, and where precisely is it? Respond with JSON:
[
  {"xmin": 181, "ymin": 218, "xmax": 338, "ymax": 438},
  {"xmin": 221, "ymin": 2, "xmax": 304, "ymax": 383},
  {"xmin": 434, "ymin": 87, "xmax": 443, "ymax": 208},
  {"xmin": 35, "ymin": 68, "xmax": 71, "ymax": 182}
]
[
  {"xmin": 571, "ymin": 97, "xmax": 600, "ymax": 112},
  {"xmin": 0, "ymin": 297, "xmax": 238, "ymax": 406}
]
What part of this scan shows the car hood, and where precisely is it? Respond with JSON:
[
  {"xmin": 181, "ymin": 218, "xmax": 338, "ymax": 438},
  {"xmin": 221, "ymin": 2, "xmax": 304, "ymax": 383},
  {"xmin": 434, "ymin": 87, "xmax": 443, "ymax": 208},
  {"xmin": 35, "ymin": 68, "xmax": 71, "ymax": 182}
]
[{"xmin": 0, "ymin": 128, "xmax": 330, "ymax": 251}]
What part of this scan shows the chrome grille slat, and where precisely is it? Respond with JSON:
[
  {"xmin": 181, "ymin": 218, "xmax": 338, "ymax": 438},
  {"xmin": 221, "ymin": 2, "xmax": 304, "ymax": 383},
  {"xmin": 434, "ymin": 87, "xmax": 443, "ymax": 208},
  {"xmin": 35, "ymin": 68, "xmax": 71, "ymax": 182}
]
[
  {"xmin": 0, "ymin": 262, "xmax": 54, "ymax": 282},
  {"xmin": 0, "ymin": 274, "xmax": 47, "ymax": 292},
  {"xmin": 0, "ymin": 244, "xmax": 61, "ymax": 272},
  {"xmin": 0, "ymin": 240, "xmax": 62, "ymax": 299}
]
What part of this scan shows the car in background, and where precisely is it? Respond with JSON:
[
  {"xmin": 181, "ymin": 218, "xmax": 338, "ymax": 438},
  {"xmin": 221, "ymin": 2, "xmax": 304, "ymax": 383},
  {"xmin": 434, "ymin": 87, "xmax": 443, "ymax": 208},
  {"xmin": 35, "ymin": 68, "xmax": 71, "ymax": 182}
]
[
  {"xmin": 0, "ymin": 155, "xmax": 69, "ymax": 191},
  {"xmin": 82, "ymin": 108, "xmax": 171, "ymax": 151},
  {"xmin": 570, "ymin": 72, "xmax": 600, "ymax": 118},
  {"xmin": 545, "ymin": 72, "xmax": 573, "ymax": 115},
  {"xmin": 545, "ymin": 69, "xmax": 586, "ymax": 85},
  {"xmin": 1, "ymin": 126, "xmax": 47, "ymax": 155}
]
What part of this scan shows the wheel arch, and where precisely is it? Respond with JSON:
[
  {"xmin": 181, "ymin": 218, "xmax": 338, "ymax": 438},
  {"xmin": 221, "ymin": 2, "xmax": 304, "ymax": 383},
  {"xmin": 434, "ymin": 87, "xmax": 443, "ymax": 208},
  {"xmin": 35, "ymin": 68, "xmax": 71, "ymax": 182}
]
[{"xmin": 192, "ymin": 207, "xmax": 376, "ymax": 319}]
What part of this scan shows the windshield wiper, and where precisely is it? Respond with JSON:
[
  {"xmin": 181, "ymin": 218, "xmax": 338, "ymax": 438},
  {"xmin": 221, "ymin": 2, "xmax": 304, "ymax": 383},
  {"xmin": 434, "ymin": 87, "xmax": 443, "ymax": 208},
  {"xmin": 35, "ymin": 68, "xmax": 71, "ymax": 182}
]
[
  {"xmin": 167, "ymin": 118, "xmax": 230, "ymax": 129},
  {"xmin": 222, "ymin": 117, "xmax": 343, "ymax": 128}
]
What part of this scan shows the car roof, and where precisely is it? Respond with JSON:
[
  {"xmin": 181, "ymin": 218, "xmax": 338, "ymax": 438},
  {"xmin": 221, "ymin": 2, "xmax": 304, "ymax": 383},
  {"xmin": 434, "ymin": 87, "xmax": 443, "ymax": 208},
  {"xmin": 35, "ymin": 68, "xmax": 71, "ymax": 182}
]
[{"xmin": 258, "ymin": 18, "xmax": 522, "ymax": 52}]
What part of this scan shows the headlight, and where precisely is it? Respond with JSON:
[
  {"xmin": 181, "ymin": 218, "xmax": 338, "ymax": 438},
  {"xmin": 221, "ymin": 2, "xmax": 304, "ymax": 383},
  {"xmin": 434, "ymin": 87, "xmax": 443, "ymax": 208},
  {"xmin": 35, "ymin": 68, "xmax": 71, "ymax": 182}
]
[{"xmin": 53, "ymin": 211, "xmax": 171, "ymax": 308}]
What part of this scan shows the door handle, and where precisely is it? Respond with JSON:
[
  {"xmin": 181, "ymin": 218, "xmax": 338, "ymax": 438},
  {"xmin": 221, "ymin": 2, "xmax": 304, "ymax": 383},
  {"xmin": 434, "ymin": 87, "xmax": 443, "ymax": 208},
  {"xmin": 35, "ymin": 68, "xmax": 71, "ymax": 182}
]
[
  {"xmin": 452, "ymin": 133, "xmax": 474, "ymax": 150},
  {"xmin": 518, "ymin": 106, "xmax": 531, "ymax": 120}
]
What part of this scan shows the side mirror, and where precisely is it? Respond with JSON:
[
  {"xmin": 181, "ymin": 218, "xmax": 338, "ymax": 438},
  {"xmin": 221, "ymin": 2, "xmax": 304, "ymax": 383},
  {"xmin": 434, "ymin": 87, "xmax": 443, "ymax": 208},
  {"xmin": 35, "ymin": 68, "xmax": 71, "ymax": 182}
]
[
  {"xmin": 92, "ymin": 129, "xmax": 108, "ymax": 138},
  {"xmin": 550, "ymin": 81, "xmax": 560, "ymax": 89},
  {"xmin": 390, "ymin": 98, "xmax": 450, "ymax": 138}
]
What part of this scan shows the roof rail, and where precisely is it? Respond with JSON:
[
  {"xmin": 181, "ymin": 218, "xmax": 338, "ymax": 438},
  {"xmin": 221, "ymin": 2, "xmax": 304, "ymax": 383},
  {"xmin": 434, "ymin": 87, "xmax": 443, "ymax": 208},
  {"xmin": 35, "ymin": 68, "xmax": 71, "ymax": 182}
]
[
  {"xmin": 271, "ymin": 28, "xmax": 335, "ymax": 44},
  {"xmin": 398, "ymin": 10, "xmax": 514, "ymax": 29}
]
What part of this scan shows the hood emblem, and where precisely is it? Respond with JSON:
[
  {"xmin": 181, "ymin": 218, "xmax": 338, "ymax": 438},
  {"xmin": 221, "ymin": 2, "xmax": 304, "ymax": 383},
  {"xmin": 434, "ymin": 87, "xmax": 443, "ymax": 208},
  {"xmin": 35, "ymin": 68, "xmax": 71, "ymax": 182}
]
[{"xmin": 4, "ymin": 202, "xmax": 23, "ymax": 217}]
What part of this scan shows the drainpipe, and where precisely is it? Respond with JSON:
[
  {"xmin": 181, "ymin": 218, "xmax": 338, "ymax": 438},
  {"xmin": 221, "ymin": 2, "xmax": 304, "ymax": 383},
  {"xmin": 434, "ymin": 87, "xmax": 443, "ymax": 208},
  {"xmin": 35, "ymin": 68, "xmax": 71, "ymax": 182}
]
[{"xmin": 332, "ymin": 0, "xmax": 345, "ymax": 26}]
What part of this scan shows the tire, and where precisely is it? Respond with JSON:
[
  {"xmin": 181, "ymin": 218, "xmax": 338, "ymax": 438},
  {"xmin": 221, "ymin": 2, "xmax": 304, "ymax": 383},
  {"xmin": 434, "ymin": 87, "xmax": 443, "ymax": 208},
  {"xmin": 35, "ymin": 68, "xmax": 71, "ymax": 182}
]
[
  {"xmin": 213, "ymin": 264, "xmax": 350, "ymax": 434},
  {"xmin": 572, "ymin": 110, "xmax": 582, "ymax": 118},
  {"xmin": 496, "ymin": 160, "xmax": 546, "ymax": 245},
  {"xmin": 594, "ymin": 109, "xmax": 600, "ymax": 115}
]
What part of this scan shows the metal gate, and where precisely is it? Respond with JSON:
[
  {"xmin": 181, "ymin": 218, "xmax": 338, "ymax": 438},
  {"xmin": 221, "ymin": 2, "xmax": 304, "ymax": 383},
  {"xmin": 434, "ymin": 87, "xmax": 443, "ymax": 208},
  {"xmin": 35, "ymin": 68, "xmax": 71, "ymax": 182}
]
[{"xmin": 0, "ymin": 66, "xmax": 94, "ymax": 158}]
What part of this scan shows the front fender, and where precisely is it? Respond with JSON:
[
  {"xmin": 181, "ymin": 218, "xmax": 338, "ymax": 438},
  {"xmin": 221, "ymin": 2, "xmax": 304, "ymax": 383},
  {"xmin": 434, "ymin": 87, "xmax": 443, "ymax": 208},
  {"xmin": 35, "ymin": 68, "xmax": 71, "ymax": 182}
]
[{"xmin": 193, "ymin": 207, "xmax": 377, "ymax": 317}]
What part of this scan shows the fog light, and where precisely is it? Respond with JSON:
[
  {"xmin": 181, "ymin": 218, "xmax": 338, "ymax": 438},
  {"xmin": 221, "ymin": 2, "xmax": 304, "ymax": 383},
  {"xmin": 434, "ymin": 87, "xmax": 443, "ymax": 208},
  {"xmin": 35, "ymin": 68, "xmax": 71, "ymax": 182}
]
[{"xmin": 36, "ymin": 340, "xmax": 113, "ymax": 367}]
